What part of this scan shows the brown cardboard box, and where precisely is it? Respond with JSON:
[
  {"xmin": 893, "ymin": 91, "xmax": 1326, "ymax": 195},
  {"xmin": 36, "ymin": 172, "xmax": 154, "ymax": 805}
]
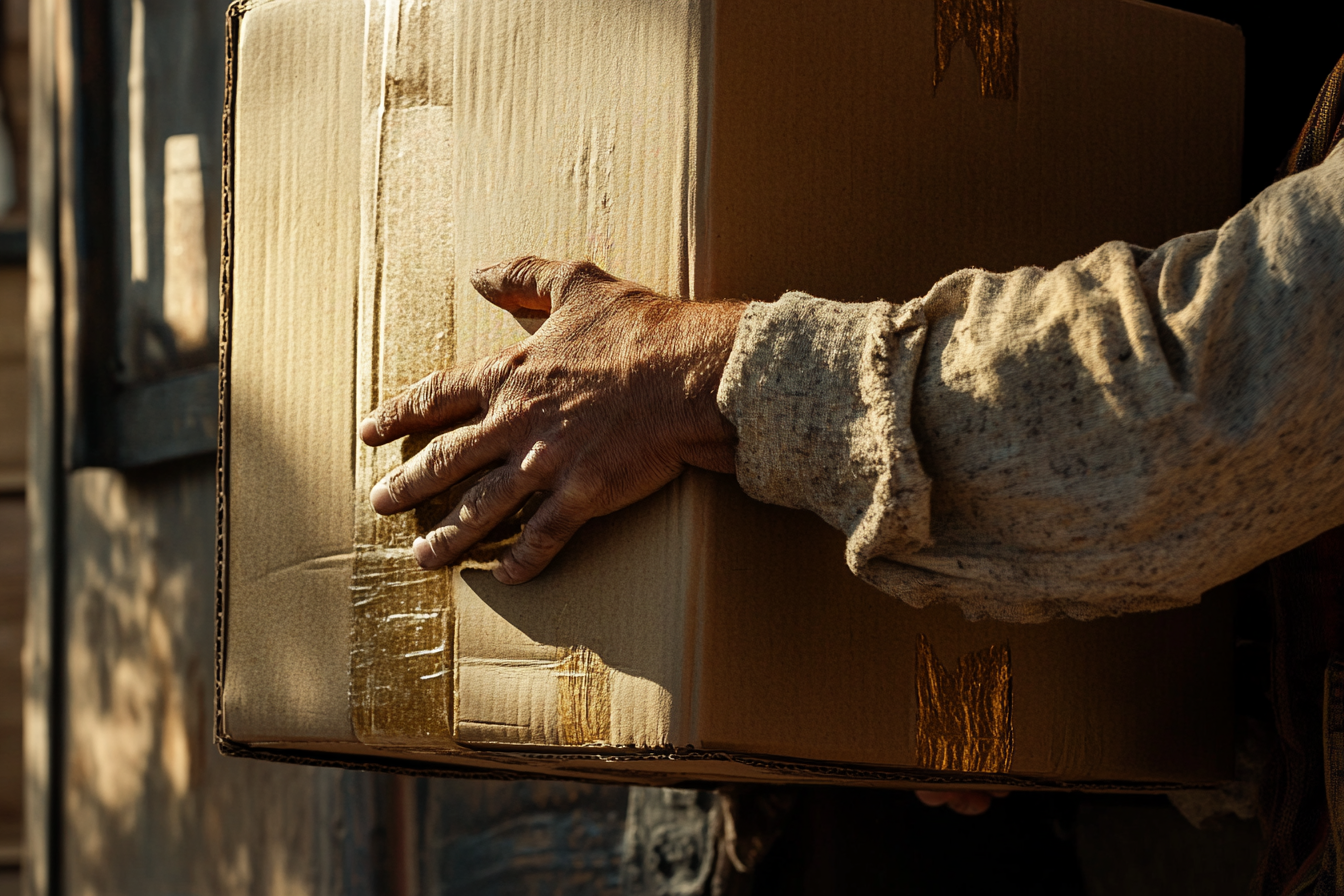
[{"xmin": 217, "ymin": 0, "xmax": 1245, "ymax": 789}]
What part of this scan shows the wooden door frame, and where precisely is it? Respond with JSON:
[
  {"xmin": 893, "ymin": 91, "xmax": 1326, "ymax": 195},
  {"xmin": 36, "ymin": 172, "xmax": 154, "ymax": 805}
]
[{"xmin": 25, "ymin": 0, "xmax": 62, "ymax": 886}]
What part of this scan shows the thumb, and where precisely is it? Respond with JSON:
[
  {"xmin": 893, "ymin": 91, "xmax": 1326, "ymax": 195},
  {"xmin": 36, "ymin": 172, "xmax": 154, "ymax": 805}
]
[{"xmin": 470, "ymin": 256, "xmax": 617, "ymax": 318}]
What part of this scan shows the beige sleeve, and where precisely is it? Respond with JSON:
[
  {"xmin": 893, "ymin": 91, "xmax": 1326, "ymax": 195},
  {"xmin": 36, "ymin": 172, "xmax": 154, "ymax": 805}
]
[{"xmin": 718, "ymin": 146, "xmax": 1344, "ymax": 623}]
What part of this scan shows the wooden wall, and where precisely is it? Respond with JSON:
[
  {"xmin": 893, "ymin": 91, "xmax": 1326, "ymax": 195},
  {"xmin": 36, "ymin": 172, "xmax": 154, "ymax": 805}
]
[
  {"xmin": 23, "ymin": 0, "xmax": 632, "ymax": 893},
  {"xmin": 1, "ymin": 492, "xmax": 25, "ymax": 893},
  {"xmin": 3, "ymin": 0, "xmax": 32, "ymax": 890}
]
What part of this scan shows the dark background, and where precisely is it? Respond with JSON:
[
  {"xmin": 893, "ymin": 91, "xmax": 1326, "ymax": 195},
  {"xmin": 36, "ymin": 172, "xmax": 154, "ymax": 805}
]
[{"xmin": 1163, "ymin": 2, "xmax": 1344, "ymax": 204}]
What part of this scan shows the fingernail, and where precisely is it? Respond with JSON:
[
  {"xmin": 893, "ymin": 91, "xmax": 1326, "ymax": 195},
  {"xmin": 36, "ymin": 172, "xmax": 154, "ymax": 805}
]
[
  {"xmin": 413, "ymin": 536, "xmax": 436, "ymax": 567},
  {"xmin": 358, "ymin": 416, "xmax": 380, "ymax": 443},
  {"xmin": 370, "ymin": 481, "xmax": 392, "ymax": 513}
]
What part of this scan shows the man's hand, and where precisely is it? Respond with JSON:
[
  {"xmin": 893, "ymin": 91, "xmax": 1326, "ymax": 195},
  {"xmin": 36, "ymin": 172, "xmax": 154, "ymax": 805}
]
[
  {"xmin": 914, "ymin": 790, "xmax": 1009, "ymax": 816},
  {"xmin": 359, "ymin": 256, "xmax": 745, "ymax": 582}
]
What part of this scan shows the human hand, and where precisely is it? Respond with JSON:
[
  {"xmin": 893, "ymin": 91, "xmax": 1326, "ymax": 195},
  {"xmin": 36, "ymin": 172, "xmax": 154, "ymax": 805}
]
[
  {"xmin": 914, "ymin": 790, "xmax": 1009, "ymax": 816},
  {"xmin": 359, "ymin": 256, "xmax": 745, "ymax": 582}
]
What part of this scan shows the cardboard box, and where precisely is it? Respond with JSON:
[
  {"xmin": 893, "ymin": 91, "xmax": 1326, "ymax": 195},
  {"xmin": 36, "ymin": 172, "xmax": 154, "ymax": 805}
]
[{"xmin": 217, "ymin": 0, "xmax": 1245, "ymax": 789}]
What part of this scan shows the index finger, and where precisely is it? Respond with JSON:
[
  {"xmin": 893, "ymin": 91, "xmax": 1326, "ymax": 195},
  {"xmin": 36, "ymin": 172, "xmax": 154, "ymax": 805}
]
[{"xmin": 359, "ymin": 366, "xmax": 486, "ymax": 446}]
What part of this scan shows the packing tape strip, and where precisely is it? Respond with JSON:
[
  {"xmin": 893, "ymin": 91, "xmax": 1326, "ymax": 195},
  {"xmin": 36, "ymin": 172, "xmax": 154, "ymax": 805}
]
[
  {"xmin": 350, "ymin": 454, "xmax": 529, "ymax": 750},
  {"xmin": 349, "ymin": 537, "xmax": 458, "ymax": 748},
  {"xmin": 349, "ymin": 0, "xmax": 464, "ymax": 751},
  {"xmin": 554, "ymin": 646, "xmax": 615, "ymax": 747},
  {"xmin": 933, "ymin": 0, "xmax": 1019, "ymax": 100},
  {"xmin": 916, "ymin": 635, "xmax": 1014, "ymax": 774}
]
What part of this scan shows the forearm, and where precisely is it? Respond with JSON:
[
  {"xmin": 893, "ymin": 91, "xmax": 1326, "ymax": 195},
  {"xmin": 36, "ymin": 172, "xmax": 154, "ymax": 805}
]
[{"xmin": 719, "ymin": 146, "xmax": 1344, "ymax": 622}]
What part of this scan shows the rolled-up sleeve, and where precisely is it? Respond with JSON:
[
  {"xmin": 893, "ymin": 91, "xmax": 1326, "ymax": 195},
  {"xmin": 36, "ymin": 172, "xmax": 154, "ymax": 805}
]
[{"xmin": 717, "ymin": 146, "xmax": 1344, "ymax": 622}]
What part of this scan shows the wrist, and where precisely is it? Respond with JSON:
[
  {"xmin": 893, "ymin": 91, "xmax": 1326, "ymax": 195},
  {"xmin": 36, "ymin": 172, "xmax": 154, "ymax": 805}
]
[{"xmin": 675, "ymin": 299, "xmax": 746, "ymax": 473}]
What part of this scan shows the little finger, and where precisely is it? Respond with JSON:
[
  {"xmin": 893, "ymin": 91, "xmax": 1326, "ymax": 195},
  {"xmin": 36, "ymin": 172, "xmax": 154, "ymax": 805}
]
[
  {"xmin": 413, "ymin": 466, "xmax": 538, "ymax": 569},
  {"xmin": 492, "ymin": 493, "xmax": 589, "ymax": 584}
]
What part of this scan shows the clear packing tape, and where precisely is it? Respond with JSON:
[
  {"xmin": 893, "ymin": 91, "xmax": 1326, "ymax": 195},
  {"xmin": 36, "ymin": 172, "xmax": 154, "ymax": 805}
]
[
  {"xmin": 933, "ymin": 0, "xmax": 1019, "ymax": 100},
  {"xmin": 350, "ymin": 0, "xmax": 465, "ymax": 751},
  {"xmin": 916, "ymin": 636, "xmax": 1014, "ymax": 774},
  {"xmin": 349, "ymin": 541, "xmax": 455, "ymax": 747}
]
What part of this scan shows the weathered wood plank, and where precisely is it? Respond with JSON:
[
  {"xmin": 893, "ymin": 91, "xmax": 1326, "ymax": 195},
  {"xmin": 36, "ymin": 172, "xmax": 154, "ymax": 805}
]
[
  {"xmin": 0, "ymin": 496, "xmax": 27, "ymax": 861},
  {"xmin": 418, "ymin": 780, "xmax": 629, "ymax": 896},
  {"xmin": 59, "ymin": 461, "xmax": 394, "ymax": 896},
  {"xmin": 108, "ymin": 368, "xmax": 215, "ymax": 468},
  {"xmin": 24, "ymin": 0, "xmax": 61, "ymax": 891},
  {"xmin": 0, "ymin": 265, "xmax": 26, "ymax": 492}
]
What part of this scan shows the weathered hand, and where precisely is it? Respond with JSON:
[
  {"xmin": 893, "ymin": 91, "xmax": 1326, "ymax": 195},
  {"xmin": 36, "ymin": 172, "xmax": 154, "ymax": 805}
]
[
  {"xmin": 914, "ymin": 790, "xmax": 1010, "ymax": 816},
  {"xmin": 359, "ymin": 256, "xmax": 745, "ymax": 582}
]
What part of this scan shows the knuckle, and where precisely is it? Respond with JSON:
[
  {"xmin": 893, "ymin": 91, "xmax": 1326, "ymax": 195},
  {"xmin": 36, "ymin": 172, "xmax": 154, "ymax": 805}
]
[
  {"xmin": 518, "ymin": 440, "xmax": 555, "ymax": 479},
  {"xmin": 524, "ymin": 523, "xmax": 564, "ymax": 551},
  {"xmin": 547, "ymin": 260, "xmax": 599, "ymax": 304},
  {"xmin": 501, "ymin": 255, "xmax": 543, "ymax": 290},
  {"xmin": 489, "ymin": 399, "xmax": 530, "ymax": 431},
  {"xmin": 404, "ymin": 382, "xmax": 439, "ymax": 421},
  {"xmin": 566, "ymin": 260, "xmax": 609, "ymax": 285},
  {"xmin": 423, "ymin": 524, "xmax": 455, "ymax": 558},
  {"xmin": 423, "ymin": 436, "xmax": 455, "ymax": 479},
  {"xmin": 460, "ymin": 473, "xmax": 506, "ymax": 525},
  {"xmin": 555, "ymin": 262, "xmax": 586, "ymax": 291},
  {"xmin": 482, "ymin": 351, "xmax": 525, "ymax": 392},
  {"xmin": 459, "ymin": 490, "xmax": 485, "ymax": 525},
  {"xmin": 383, "ymin": 468, "xmax": 411, "ymax": 504},
  {"xmin": 495, "ymin": 550, "xmax": 532, "ymax": 583},
  {"xmin": 559, "ymin": 261, "xmax": 607, "ymax": 297},
  {"xmin": 508, "ymin": 534, "xmax": 549, "ymax": 569},
  {"xmin": 526, "ymin": 510, "xmax": 577, "ymax": 548},
  {"xmin": 559, "ymin": 475, "xmax": 600, "ymax": 509}
]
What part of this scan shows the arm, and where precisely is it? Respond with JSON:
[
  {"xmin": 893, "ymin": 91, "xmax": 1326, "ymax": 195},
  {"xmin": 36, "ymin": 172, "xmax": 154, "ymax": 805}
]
[
  {"xmin": 722, "ymin": 144, "xmax": 1344, "ymax": 621},
  {"xmin": 364, "ymin": 147, "xmax": 1344, "ymax": 620}
]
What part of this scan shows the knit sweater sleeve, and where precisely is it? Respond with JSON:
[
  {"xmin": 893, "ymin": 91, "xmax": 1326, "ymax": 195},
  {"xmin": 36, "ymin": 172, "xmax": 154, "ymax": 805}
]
[{"xmin": 717, "ymin": 146, "xmax": 1344, "ymax": 623}]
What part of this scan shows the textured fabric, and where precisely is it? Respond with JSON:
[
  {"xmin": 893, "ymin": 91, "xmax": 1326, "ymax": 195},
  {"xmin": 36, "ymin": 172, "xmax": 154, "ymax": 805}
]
[
  {"xmin": 719, "ymin": 144, "xmax": 1344, "ymax": 623},
  {"xmin": 723, "ymin": 297, "xmax": 933, "ymax": 561}
]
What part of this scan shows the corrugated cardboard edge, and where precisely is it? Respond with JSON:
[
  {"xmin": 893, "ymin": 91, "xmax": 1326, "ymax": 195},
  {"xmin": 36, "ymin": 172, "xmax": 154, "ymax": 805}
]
[
  {"xmin": 211, "ymin": 0, "xmax": 1228, "ymax": 793},
  {"xmin": 213, "ymin": 736, "xmax": 1210, "ymax": 793},
  {"xmin": 213, "ymin": 0, "xmax": 245, "ymax": 757}
]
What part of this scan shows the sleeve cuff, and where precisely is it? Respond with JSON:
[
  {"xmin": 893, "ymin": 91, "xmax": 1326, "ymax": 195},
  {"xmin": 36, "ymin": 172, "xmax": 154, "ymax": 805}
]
[{"xmin": 716, "ymin": 292, "xmax": 934, "ymax": 562}]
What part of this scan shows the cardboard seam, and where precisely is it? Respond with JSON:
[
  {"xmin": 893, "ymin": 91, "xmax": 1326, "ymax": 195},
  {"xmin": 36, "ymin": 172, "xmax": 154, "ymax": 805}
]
[{"xmin": 680, "ymin": 476, "xmax": 709, "ymax": 748}]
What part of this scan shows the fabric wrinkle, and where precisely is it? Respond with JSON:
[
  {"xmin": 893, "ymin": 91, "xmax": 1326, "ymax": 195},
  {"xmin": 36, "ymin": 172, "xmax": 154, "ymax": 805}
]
[{"xmin": 719, "ymin": 148, "xmax": 1344, "ymax": 623}]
